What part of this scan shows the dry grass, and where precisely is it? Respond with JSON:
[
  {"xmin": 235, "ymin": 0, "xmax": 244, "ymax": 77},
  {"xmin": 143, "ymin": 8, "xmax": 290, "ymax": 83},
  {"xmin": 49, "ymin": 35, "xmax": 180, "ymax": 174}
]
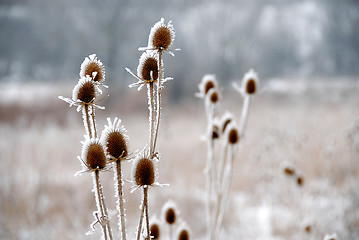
[{"xmin": 0, "ymin": 81, "xmax": 358, "ymax": 239}]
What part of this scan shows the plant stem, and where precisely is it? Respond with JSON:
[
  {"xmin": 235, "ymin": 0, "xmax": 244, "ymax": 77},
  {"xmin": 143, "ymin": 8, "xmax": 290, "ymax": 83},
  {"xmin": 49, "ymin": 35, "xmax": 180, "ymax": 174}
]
[
  {"xmin": 239, "ymin": 96, "xmax": 251, "ymax": 136},
  {"xmin": 115, "ymin": 160, "xmax": 127, "ymax": 240},
  {"xmin": 94, "ymin": 170, "xmax": 108, "ymax": 240},
  {"xmin": 153, "ymin": 50, "xmax": 163, "ymax": 154},
  {"xmin": 91, "ymin": 105, "xmax": 98, "ymax": 138},
  {"xmin": 148, "ymin": 82, "xmax": 155, "ymax": 155},
  {"xmin": 84, "ymin": 104, "xmax": 93, "ymax": 139},
  {"xmin": 144, "ymin": 187, "xmax": 150, "ymax": 240},
  {"xmin": 136, "ymin": 189, "xmax": 146, "ymax": 240}
]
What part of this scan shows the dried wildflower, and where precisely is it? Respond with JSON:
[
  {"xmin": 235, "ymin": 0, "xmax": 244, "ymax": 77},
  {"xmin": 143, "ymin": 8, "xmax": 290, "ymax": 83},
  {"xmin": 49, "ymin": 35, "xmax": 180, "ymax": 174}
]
[
  {"xmin": 305, "ymin": 225, "xmax": 311, "ymax": 233},
  {"xmin": 80, "ymin": 54, "xmax": 105, "ymax": 84},
  {"xmin": 212, "ymin": 124, "xmax": 220, "ymax": 140},
  {"xmin": 101, "ymin": 117, "xmax": 129, "ymax": 161},
  {"xmin": 80, "ymin": 137, "xmax": 107, "ymax": 171},
  {"xmin": 177, "ymin": 227, "xmax": 190, "ymax": 240},
  {"xmin": 196, "ymin": 74, "xmax": 218, "ymax": 98},
  {"xmin": 58, "ymin": 76, "xmax": 104, "ymax": 112},
  {"xmin": 233, "ymin": 69, "xmax": 259, "ymax": 96},
  {"xmin": 220, "ymin": 112, "xmax": 233, "ymax": 133},
  {"xmin": 149, "ymin": 222, "xmax": 160, "ymax": 239},
  {"xmin": 284, "ymin": 167, "xmax": 295, "ymax": 176},
  {"xmin": 139, "ymin": 18, "xmax": 179, "ymax": 55},
  {"xmin": 162, "ymin": 200, "xmax": 178, "ymax": 225},
  {"xmin": 226, "ymin": 124, "xmax": 239, "ymax": 145},
  {"xmin": 297, "ymin": 176, "xmax": 304, "ymax": 186},
  {"xmin": 127, "ymin": 51, "xmax": 172, "ymax": 91}
]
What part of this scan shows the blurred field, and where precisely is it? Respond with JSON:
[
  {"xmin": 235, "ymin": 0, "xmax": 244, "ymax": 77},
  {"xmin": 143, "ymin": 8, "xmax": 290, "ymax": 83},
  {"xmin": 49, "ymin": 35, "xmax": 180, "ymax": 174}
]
[{"xmin": 0, "ymin": 79, "xmax": 359, "ymax": 240}]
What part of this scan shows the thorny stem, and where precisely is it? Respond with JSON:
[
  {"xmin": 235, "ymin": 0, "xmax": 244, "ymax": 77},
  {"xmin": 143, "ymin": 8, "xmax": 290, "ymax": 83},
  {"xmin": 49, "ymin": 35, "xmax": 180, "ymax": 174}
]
[
  {"xmin": 144, "ymin": 187, "xmax": 150, "ymax": 240},
  {"xmin": 239, "ymin": 96, "xmax": 251, "ymax": 136},
  {"xmin": 84, "ymin": 104, "xmax": 93, "ymax": 139},
  {"xmin": 91, "ymin": 105, "xmax": 98, "ymax": 138},
  {"xmin": 115, "ymin": 160, "xmax": 127, "ymax": 240},
  {"xmin": 148, "ymin": 82, "xmax": 155, "ymax": 155},
  {"xmin": 94, "ymin": 170, "xmax": 108, "ymax": 240},
  {"xmin": 136, "ymin": 189, "xmax": 146, "ymax": 240},
  {"xmin": 216, "ymin": 146, "xmax": 236, "ymax": 237},
  {"xmin": 152, "ymin": 50, "xmax": 163, "ymax": 154},
  {"xmin": 99, "ymin": 175, "xmax": 113, "ymax": 240}
]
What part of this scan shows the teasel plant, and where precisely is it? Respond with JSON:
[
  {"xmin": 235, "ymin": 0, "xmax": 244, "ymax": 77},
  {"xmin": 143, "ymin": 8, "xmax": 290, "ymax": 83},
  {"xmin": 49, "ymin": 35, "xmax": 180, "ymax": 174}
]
[
  {"xmin": 126, "ymin": 18, "xmax": 177, "ymax": 240},
  {"xmin": 58, "ymin": 54, "xmax": 113, "ymax": 240},
  {"xmin": 101, "ymin": 117, "xmax": 130, "ymax": 240},
  {"xmin": 197, "ymin": 69, "xmax": 259, "ymax": 240}
]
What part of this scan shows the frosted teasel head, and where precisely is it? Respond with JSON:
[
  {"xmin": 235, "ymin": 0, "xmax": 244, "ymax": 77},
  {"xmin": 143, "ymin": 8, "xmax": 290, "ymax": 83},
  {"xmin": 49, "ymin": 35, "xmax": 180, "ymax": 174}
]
[
  {"xmin": 139, "ymin": 18, "xmax": 179, "ymax": 55},
  {"xmin": 76, "ymin": 137, "xmax": 108, "ymax": 174},
  {"xmin": 100, "ymin": 117, "xmax": 129, "ymax": 161},
  {"xmin": 205, "ymin": 88, "xmax": 220, "ymax": 106},
  {"xmin": 196, "ymin": 74, "xmax": 218, "ymax": 98},
  {"xmin": 162, "ymin": 200, "xmax": 179, "ymax": 225},
  {"xmin": 220, "ymin": 112, "xmax": 234, "ymax": 134},
  {"xmin": 149, "ymin": 216, "xmax": 161, "ymax": 240},
  {"xmin": 233, "ymin": 69, "xmax": 259, "ymax": 96},
  {"xmin": 58, "ymin": 76, "xmax": 104, "ymax": 112},
  {"xmin": 176, "ymin": 223, "xmax": 190, "ymax": 240},
  {"xmin": 80, "ymin": 54, "xmax": 105, "ymax": 84},
  {"xmin": 225, "ymin": 122, "xmax": 240, "ymax": 145},
  {"xmin": 127, "ymin": 51, "xmax": 172, "ymax": 91}
]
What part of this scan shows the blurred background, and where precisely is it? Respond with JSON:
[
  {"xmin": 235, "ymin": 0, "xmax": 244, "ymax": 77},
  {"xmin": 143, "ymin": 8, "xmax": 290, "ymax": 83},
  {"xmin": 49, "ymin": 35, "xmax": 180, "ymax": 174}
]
[{"xmin": 1, "ymin": 0, "xmax": 359, "ymax": 239}]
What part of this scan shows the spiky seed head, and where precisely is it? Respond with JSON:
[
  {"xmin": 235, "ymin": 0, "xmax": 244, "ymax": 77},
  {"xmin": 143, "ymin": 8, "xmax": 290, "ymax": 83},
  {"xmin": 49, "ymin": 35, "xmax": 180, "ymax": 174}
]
[
  {"xmin": 198, "ymin": 74, "xmax": 218, "ymax": 98},
  {"xmin": 107, "ymin": 132, "xmax": 128, "ymax": 159},
  {"xmin": 178, "ymin": 229, "xmax": 189, "ymax": 240},
  {"xmin": 221, "ymin": 112, "xmax": 233, "ymax": 133},
  {"xmin": 228, "ymin": 127, "xmax": 239, "ymax": 144},
  {"xmin": 148, "ymin": 18, "xmax": 175, "ymax": 51},
  {"xmin": 284, "ymin": 167, "xmax": 295, "ymax": 176},
  {"xmin": 132, "ymin": 157, "xmax": 155, "ymax": 186},
  {"xmin": 137, "ymin": 52, "xmax": 159, "ymax": 81},
  {"xmin": 80, "ymin": 54, "xmax": 105, "ymax": 83},
  {"xmin": 212, "ymin": 124, "xmax": 220, "ymax": 140},
  {"xmin": 82, "ymin": 139, "xmax": 107, "ymax": 170},
  {"xmin": 209, "ymin": 89, "xmax": 219, "ymax": 104},
  {"xmin": 150, "ymin": 223, "xmax": 160, "ymax": 239},
  {"xmin": 242, "ymin": 69, "xmax": 259, "ymax": 95},
  {"xmin": 162, "ymin": 200, "xmax": 178, "ymax": 225},
  {"xmin": 297, "ymin": 176, "xmax": 304, "ymax": 186},
  {"xmin": 73, "ymin": 76, "xmax": 97, "ymax": 104}
]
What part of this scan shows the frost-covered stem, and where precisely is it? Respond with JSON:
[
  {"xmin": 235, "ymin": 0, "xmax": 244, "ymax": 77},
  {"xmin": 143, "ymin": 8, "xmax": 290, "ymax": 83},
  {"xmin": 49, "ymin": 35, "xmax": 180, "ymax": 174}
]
[
  {"xmin": 84, "ymin": 104, "xmax": 93, "ymax": 139},
  {"xmin": 205, "ymin": 100, "xmax": 215, "ymax": 240},
  {"xmin": 147, "ymin": 82, "xmax": 155, "ymax": 155},
  {"xmin": 115, "ymin": 160, "xmax": 127, "ymax": 240},
  {"xmin": 136, "ymin": 189, "xmax": 146, "ymax": 240},
  {"xmin": 99, "ymin": 177, "xmax": 113, "ymax": 240},
  {"xmin": 216, "ymin": 146, "xmax": 236, "ymax": 237},
  {"xmin": 239, "ymin": 95, "xmax": 251, "ymax": 136},
  {"xmin": 169, "ymin": 225, "xmax": 173, "ymax": 240},
  {"xmin": 217, "ymin": 141, "xmax": 228, "ymax": 194},
  {"xmin": 153, "ymin": 50, "xmax": 163, "ymax": 154},
  {"xmin": 144, "ymin": 187, "xmax": 150, "ymax": 240},
  {"xmin": 93, "ymin": 170, "xmax": 108, "ymax": 240},
  {"xmin": 91, "ymin": 105, "xmax": 98, "ymax": 138}
]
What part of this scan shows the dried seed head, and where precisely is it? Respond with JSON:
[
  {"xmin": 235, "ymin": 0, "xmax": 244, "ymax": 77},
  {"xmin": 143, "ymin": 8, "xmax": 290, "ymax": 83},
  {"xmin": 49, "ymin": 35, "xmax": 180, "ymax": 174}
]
[
  {"xmin": 197, "ymin": 74, "xmax": 218, "ymax": 98},
  {"xmin": 305, "ymin": 225, "xmax": 311, "ymax": 233},
  {"xmin": 227, "ymin": 125, "xmax": 239, "ymax": 144},
  {"xmin": 148, "ymin": 18, "xmax": 175, "ymax": 51},
  {"xmin": 82, "ymin": 138, "xmax": 107, "ymax": 170},
  {"xmin": 221, "ymin": 112, "xmax": 233, "ymax": 133},
  {"xmin": 73, "ymin": 76, "xmax": 97, "ymax": 104},
  {"xmin": 101, "ymin": 118, "xmax": 128, "ymax": 161},
  {"xmin": 162, "ymin": 200, "xmax": 178, "ymax": 225},
  {"xmin": 297, "ymin": 176, "xmax": 304, "ymax": 186},
  {"xmin": 137, "ymin": 52, "xmax": 159, "ymax": 81},
  {"xmin": 150, "ymin": 223, "xmax": 160, "ymax": 239},
  {"xmin": 324, "ymin": 233, "xmax": 338, "ymax": 240},
  {"xmin": 212, "ymin": 124, "xmax": 220, "ymax": 140},
  {"xmin": 80, "ymin": 54, "xmax": 105, "ymax": 83},
  {"xmin": 178, "ymin": 229, "xmax": 189, "ymax": 240},
  {"xmin": 132, "ymin": 157, "xmax": 155, "ymax": 186},
  {"xmin": 284, "ymin": 167, "xmax": 295, "ymax": 176},
  {"xmin": 242, "ymin": 69, "xmax": 259, "ymax": 95},
  {"xmin": 210, "ymin": 91, "xmax": 219, "ymax": 103}
]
